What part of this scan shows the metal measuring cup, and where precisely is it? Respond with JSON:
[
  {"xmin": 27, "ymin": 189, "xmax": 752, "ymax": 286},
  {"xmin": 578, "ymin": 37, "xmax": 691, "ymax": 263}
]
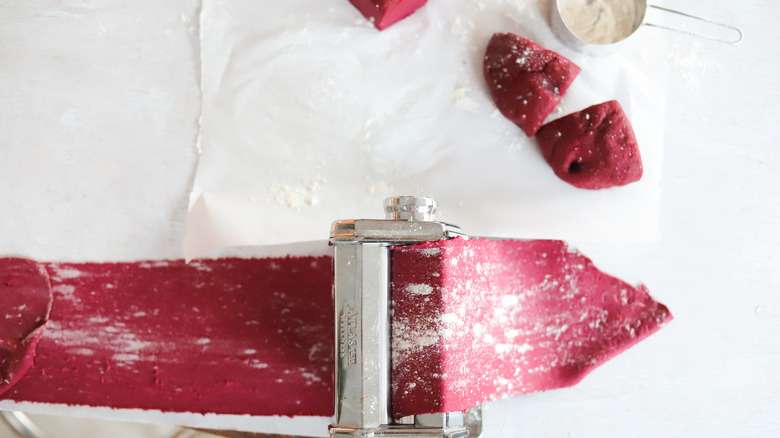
[{"xmin": 551, "ymin": 0, "xmax": 743, "ymax": 54}]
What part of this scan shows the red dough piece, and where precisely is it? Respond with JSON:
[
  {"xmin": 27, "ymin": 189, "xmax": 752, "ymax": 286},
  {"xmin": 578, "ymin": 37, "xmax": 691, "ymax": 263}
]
[
  {"xmin": 0, "ymin": 258, "xmax": 52, "ymax": 397},
  {"xmin": 391, "ymin": 238, "xmax": 672, "ymax": 417},
  {"xmin": 484, "ymin": 33, "xmax": 581, "ymax": 136},
  {"xmin": 349, "ymin": 0, "xmax": 428, "ymax": 30},
  {"xmin": 3, "ymin": 258, "xmax": 335, "ymax": 417},
  {"xmin": 537, "ymin": 100, "xmax": 643, "ymax": 189}
]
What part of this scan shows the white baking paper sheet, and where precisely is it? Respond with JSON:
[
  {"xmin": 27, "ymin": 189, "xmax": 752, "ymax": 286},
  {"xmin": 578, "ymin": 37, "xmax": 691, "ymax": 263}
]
[
  {"xmin": 0, "ymin": 401, "xmax": 331, "ymax": 436},
  {"xmin": 184, "ymin": 0, "xmax": 666, "ymax": 258}
]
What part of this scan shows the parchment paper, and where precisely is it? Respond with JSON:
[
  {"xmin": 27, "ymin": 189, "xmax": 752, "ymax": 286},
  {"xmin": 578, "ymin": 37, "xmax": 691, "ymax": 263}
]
[{"xmin": 185, "ymin": 0, "xmax": 665, "ymax": 258}]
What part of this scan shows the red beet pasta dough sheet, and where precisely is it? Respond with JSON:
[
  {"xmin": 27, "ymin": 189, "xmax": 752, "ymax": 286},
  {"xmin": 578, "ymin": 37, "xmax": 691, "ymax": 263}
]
[
  {"xmin": 1, "ymin": 257, "xmax": 335, "ymax": 416},
  {"xmin": 0, "ymin": 241, "xmax": 670, "ymax": 417},
  {"xmin": 391, "ymin": 238, "xmax": 671, "ymax": 417}
]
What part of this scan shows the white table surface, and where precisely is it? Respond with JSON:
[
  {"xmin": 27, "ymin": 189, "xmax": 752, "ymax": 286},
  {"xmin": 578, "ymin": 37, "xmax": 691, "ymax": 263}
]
[{"xmin": 1, "ymin": 0, "xmax": 778, "ymax": 437}]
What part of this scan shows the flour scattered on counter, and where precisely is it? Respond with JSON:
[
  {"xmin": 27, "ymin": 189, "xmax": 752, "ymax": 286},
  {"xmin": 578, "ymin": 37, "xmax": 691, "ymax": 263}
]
[
  {"xmin": 363, "ymin": 108, "xmax": 396, "ymax": 131},
  {"xmin": 454, "ymin": 85, "xmax": 479, "ymax": 110},
  {"xmin": 504, "ymin": 129, "xmax": 524, "ymax": 151},
  {"xmin": 272, "ymin": 176, "xmax": 324, "ymax": 209},
  {"xmin": 366, "ymin": 177, "xmax": 393, "ymax": 195},
  {"xmin": 354, "ymin": 16, "xmax": 375, "ymax": 27},
  {"xmin": 667, "ymin": 43, "xmax": 722, "ymax": 88},
  {"xmin": 450, "ymin": 16, "xmax": 475, "ymax": 44}
]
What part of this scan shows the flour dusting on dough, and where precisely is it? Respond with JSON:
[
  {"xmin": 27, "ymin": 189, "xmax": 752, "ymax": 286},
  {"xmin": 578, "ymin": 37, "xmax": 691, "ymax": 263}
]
[{"xmin": 390, "ymin": 238, "xmax": 672, "ymax": 416}]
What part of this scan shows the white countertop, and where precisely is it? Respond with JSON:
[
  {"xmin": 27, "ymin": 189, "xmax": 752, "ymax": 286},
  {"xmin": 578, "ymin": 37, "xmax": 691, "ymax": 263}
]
[{"xmin": 1, "ymin": 0, "xmax": 778, "ymax": 437}]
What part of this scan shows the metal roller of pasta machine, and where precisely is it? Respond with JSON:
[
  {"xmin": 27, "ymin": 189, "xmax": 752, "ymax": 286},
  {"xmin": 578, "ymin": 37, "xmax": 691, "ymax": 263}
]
[{"xmin": 329, "ymin": 196, "xmax": 482, "ymax": 438}]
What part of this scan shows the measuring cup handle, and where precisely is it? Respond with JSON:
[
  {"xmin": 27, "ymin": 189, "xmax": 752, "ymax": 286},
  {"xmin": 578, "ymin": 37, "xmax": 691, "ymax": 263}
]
[{"xmin": 645, "ymin": 4, "xmax": 744, "ymax": 44}]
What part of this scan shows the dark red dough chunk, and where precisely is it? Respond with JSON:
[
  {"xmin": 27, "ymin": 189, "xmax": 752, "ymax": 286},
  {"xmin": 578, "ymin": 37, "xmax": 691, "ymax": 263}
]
[
  {"xmin": 349, "ymin": 0, "xmax": 428, "ymax": 30},
  {"xmin": 537, "ymin": 100, "xmax": 643, "ymax": 190},
  {"xmin": 483, "ymin": 33, "xmax": 581, "ymax": 136},
  {"xmin": 0, "ymin": 258, "xmax": 52, "ymax": 396}
]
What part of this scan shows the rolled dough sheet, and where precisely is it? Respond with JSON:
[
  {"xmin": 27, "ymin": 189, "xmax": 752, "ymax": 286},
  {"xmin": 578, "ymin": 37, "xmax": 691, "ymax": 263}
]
[
  {"xmin": 391, "ymin": 238, "xmax": 672, "ymax": 416},
  {"xmin": 1, "ymin": 241, "xmax": 670, "ymax": 431},
  {"xmin": 185, "ymin": 0, "xmax": 666, "ymax": 258},
  {"xmin": 2, "ymin": 257, "xmax": 335, "ymax": 418}
]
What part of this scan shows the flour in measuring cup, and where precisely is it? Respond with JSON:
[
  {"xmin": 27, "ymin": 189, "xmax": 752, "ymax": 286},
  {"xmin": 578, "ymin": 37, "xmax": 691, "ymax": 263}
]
[{"xmin": 559, "ymin": 0, "xmax": 638, "ymax": 44}]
